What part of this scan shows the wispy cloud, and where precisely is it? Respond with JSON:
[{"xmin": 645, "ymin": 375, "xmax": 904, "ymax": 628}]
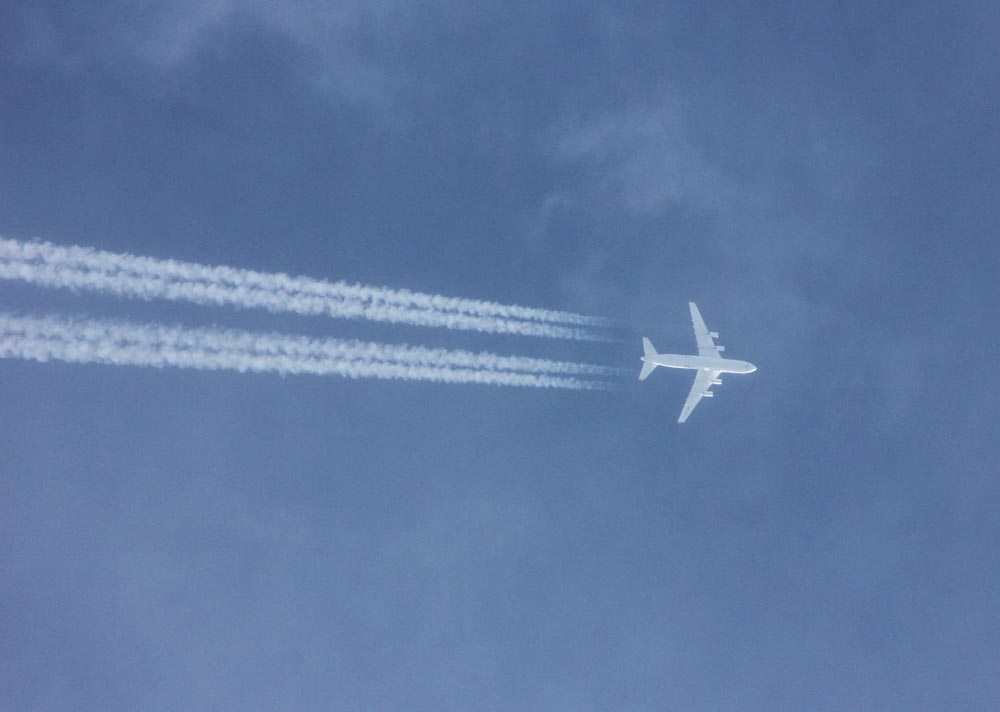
[
  {"xmin": 0, "ymin": 312, "xmax": 619, "ymax": 390},
  {"xmin": 550, "ymin": 103, "xmax": 743, "ymax": 216},
  {"xmin": 7, "ymin": 1, "xmax": 491, "ymax": 111}
]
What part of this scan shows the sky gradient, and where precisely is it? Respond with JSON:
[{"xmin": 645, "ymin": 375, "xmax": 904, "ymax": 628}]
[{"xmin": 2, "ymin": 3, "xmax": 999, "ymax": 710}]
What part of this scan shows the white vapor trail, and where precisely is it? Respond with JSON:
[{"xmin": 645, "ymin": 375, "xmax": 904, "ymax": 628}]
[
  {"xmin": 0, "ymin": 313, "xmax": 620, "ymax": 389},
  {"xmin": 0, "ymin": 238, "xmax": 615, "ymax": 340}
]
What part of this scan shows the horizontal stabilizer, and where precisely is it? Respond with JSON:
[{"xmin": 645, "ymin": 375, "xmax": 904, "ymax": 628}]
[
  {"xmin": 640, "ymin": 337, "xmax": 658, "ymax": 380},
  {"xmin": 639, "ymin": 360, "xmax": 657, "ymax": 381}
]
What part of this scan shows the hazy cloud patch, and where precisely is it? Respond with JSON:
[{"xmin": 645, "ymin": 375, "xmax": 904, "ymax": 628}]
[
  {"xmin": 6, "ymin": 1, "xmax": 498, "ymax": 114},
  {"xmin": 549, "ymin": 102, "xmax": 745, "ymax": 217}
]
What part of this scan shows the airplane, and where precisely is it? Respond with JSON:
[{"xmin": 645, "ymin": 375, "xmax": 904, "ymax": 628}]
[{"xmin": 640, "ymin": 302, "xmax": 756, "ymax": 423}]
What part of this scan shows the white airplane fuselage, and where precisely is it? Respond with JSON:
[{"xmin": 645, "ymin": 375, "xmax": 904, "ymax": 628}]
[{"xmin": 641, "ymin": 353, "xmax": 756, "ymax": 374}]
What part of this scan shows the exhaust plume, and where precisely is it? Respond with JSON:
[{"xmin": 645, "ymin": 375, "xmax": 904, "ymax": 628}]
[
  {"xmin": 0, "ymin": 312, "xmax": 619, "ymax": 390},
  {"xmin": 0, "ymin": 238, "xmax": 615, "ymax": 340}
]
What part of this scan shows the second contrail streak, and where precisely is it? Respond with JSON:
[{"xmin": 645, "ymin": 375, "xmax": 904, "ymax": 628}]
[{"xmin": 0, "ymin": 313, "xmax": 619, "ymax": 389}]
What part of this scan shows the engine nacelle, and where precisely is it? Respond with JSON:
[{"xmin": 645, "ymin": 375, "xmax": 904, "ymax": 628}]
[
  {"xmin": 709, "ymin": 331, "xmax": 719, "ymax": 338},
  {"xmin": 710, "ymin": 379, "xmax": 722, "ymax": 385},
  {"xmin": 716, "ymin": 345, "xmax": 725, "ymax": 352},
  {"xmin": 701, "ymin": 391, "xmax": 714, "ymax": 398}
]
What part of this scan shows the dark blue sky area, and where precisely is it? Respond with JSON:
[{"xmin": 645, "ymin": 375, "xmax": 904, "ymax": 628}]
[{"xmin": 2, "ymin": 3, "xmax": 999, "ymax": 710}]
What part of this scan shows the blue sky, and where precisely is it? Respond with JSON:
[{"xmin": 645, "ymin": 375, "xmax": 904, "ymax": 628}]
[{"xmin": 2, "ymin": 2, "xmax": 999, "ymax": 710}]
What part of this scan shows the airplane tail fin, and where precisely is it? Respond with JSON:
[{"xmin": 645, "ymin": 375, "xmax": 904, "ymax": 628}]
[{"xmin": 639, "ymin": 337, "xmax": 658, "ymax": 380}]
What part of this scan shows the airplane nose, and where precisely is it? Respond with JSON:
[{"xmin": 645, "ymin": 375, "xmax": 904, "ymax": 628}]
[{"xmin": 747, "ymin": 363, "xmax": 757, "ymax": 372}]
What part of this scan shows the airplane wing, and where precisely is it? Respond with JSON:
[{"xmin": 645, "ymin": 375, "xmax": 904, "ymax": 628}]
[
  {"xmin": 689, "ymin": 302, "xmax": 723, "ymax": 357},
  {"xmin": 678, "ymin": 368, "xmax": 722, "ymax": 423}
]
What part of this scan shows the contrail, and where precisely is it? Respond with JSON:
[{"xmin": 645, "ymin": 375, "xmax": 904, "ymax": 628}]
[
  {"xmin": 0, "ymin": 312, "xmax": 620, "ymax": 389},
  {"xmin": 0, "ymin": 238, "xmax": 616, "ymax": 340}
]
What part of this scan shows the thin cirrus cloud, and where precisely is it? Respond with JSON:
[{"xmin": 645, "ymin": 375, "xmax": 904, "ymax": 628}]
[
  {"xmin": 17, "ymin": 1, "xmax": 483, "ymax": 110},
  {"xmin": 548, "ymin": 102, "xmax": 744, "ymax": 218}
]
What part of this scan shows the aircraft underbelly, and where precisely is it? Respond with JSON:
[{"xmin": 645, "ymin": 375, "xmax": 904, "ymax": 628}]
[{"xmin": 652, "ymin": 354, "xmax": 736, "ymax": 371}]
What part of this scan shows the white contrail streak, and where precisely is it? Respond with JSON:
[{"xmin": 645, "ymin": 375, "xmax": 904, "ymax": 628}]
[
  {"xmin": 0, "ymin": 313, "xmax": 619, "ymax": 389},
  {"xmin": 0, "ymin": 238, "xmax": 616, "ymax": 339}
]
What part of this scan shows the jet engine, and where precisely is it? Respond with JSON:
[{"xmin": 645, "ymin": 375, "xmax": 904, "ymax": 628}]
[
  {"xmin": 709, "ymin": 331, "xmax": 719, "ymax": 338},
  {"xmin": 701, "ymin": 391, "xmax": 714, "ymax": 398},
  {"xmin": 716, "ymin": 346, "xmax": 725, "ymax": 352},
  {"xmin": 710, "ymin": 379, "xmax": 722, "ymax": 385}
]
